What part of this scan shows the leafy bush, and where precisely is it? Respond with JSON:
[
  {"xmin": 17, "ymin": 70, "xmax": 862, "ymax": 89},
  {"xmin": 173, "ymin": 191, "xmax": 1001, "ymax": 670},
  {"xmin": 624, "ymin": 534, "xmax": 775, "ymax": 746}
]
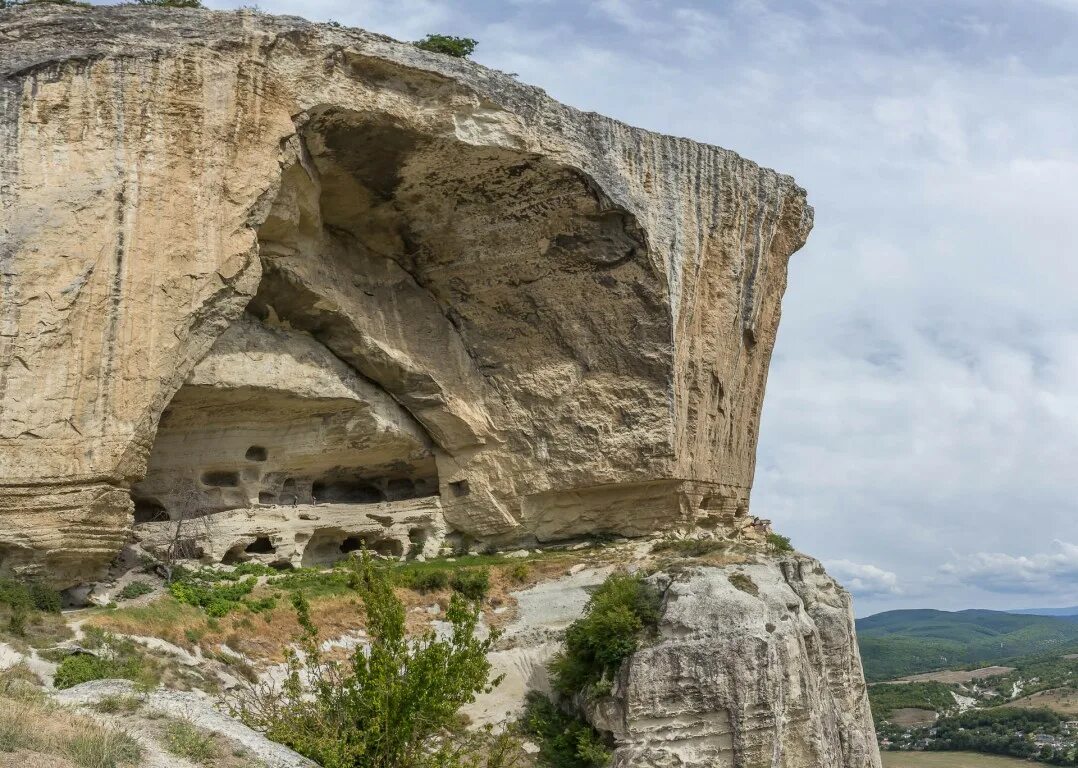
[
  {"xmin": 551, "ymin": 573, "xmax": 661, "ymax": 696},
  {"xmin": 0, "ymin": 578, "xmax": 61, "ymax": 635},
  {"xmin": 450, "ymin": 568, "xmax": 490, "ymax": 601},
  {"xmin": 117, "ymin": 581, "xmax": 154, "ymax": 601},
  {"xmin": 168, "ymin": 574, "xmax": 255, "ymax": 616},
  {"xmin": 413, "ymin": 34, "xmax": 478, "ymax": 58},
  {"xmin": 237, "ymin": 553, "xmax": 501, "ymax": 768},
  {"xmin": 396, "ymin": 569, "xmax": 450, "ymax": 593},
  {"xmin": 767, "ymin": 533, "xmax": 793, "ymax": 553},
  {"xmin": 509, "ymin": 563, "xmax": 530, "ymax": 583},
  {"xmin": 521, "ymin": 693, "xmax": 609, "ymax": 768},
  {"xmin": 54, "ymin": 651, "xmax": 143, "ymax": 690}
]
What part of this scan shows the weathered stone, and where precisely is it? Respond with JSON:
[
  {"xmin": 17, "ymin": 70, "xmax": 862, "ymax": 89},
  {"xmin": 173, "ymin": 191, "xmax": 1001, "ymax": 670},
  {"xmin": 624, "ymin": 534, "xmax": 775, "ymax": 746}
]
[
  {"xmin": 0, "ymin": 4, "xmax": 810, "ymax": 584},
  {"xmin": 595, "ymin": 558, "xmax": 880, "ymax": 768}
]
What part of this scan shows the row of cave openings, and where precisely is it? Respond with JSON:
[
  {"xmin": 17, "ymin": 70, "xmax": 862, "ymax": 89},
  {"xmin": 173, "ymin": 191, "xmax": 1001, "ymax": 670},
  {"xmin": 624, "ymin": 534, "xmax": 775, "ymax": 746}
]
[
  {"xmin": 132, "ymin": 440, "xmax": 438, "ymax": 524},
  {"xmin": 200, "ymin": 525, "xmax": 430, "ymax": 570}
]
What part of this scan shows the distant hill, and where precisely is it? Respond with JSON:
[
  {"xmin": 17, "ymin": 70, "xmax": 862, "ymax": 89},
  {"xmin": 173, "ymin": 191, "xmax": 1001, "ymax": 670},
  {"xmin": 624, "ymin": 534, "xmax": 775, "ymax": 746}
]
[
  {"xmin": 856, "ymin": 609, "xmax": 1078, "ymax": 681},
  {"xmin": 1008, "ymin": 606, "xmax": 1078, "ymax": 617}
]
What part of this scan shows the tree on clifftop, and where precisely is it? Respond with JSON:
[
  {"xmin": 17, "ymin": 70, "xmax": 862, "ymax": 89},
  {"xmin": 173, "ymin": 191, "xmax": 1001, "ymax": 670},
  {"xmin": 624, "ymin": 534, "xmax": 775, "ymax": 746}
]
[{"xmin": 414, "ymin": 34, "xmax": 478, "ymax": 58}]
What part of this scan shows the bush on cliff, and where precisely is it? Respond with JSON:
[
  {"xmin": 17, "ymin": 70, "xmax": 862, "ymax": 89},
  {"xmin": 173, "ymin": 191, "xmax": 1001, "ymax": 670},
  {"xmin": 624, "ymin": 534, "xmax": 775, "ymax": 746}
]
[
  {"xmin": 520, "ymin": 692, "xmax": 609, "ymax": 768},
  {"xmin": 550, "ymin": 572, "xmax": 661, "ymax": 696},
  {"xmin": 237, "ymin": 552, "xmax": 505, "ymax": 768},
  {"xmin": 414, "ymin": 34, "xmax": 478, "ymax": 58}
]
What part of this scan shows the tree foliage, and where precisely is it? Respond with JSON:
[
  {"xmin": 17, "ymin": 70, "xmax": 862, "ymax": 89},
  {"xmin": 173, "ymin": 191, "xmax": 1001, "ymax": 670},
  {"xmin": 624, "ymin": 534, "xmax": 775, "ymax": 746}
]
[
  {"xmin": 237, "ymin": 552, "xmax": 502, "ymax": 768},
  {"xmin": 550, "ymin": 572, "xmax": 661, "ymax": 696},
  {"xmin": 414, "ymin": 34, "xmax": 478, "ymax": 58}
]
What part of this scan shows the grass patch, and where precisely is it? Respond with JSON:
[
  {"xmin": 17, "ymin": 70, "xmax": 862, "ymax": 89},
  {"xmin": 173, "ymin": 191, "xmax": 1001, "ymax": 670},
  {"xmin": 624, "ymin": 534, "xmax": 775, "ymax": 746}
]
[
  {"xmin": 93, "ymin": 694, "xmax": 144, "ymax": 714},
  {"xmin": 116, "ymin": 581, "xmax": 155, "ymax": 601},
  {"xmin": 728, "ymin": 572, "xmax": 759, "ymax": 596},
  {"xmin": 651, "ymin": 538, "xmax": 726, "ymax": 557},
  {"xmin": 163, "ymin": 718, "xmax": 218, "ymax": 763},
  {"xmin": 0, "ymin": 691, "xmax": 141, "ymax": 767}
]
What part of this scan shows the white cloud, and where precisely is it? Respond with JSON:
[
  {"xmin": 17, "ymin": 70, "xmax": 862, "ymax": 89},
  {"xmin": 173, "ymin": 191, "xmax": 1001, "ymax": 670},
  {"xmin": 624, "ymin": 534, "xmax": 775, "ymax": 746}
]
[
  {"xmin": 825, "ymin": 560, "xmax": 902, "ymax": 598},
  {"xmin": 940, "ymin": 542, "xmax": 1078, "ymax": 594}
]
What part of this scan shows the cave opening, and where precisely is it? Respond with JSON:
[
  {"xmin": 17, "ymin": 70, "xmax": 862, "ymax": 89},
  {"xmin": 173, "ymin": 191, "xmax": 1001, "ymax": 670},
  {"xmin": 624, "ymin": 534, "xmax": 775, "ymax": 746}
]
[{"xmin": 312, "ymin": 479, "xmax": 385, "ymax": 505}]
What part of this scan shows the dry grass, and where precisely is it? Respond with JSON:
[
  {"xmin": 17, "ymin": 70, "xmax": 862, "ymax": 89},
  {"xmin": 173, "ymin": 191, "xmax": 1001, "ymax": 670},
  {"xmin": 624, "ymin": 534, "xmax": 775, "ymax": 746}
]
[
  {"xmin": 86, "ymin": 544, "xmax": 674, "ymax": 670},
  {"xmin": 881, "ymin": 752, "xmax": 1029, "ymax": 767},
  {"xmin": 897, "ymin": 666, "xmax": 1015, "ymax": 684},
  {"xmin": 887, "ymin": 707, "xmax": 939, "ymax": 727},
  {"xmin": 1007, "ymin": 687, "xmax": 1078, "ymax": 715},
  {"xmin": 0, "ymin": 687, "xmax": 141, "ymax": 768}
]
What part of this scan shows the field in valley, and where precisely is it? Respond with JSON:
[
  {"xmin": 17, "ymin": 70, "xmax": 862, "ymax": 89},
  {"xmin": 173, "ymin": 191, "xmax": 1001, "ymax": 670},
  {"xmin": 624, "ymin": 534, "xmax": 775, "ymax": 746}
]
[
  {"xmin": 896, "ymin": 666, "xmax": 1014, "ymax": 684},
  {"xmin": 881, "ymin": 752, "xmax": 1031, "ymax": 767},
  {"xmin": 1008, "ymin": 686, "xmax": 1078, "ymax": 715}
]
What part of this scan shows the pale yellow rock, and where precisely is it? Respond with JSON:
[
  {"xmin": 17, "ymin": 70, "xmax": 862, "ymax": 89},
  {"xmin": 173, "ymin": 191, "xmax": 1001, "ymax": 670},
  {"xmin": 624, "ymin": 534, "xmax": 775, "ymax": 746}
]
[{"xmin": 0, "ymin": 5, "xmax": 811, "ymax": 585}]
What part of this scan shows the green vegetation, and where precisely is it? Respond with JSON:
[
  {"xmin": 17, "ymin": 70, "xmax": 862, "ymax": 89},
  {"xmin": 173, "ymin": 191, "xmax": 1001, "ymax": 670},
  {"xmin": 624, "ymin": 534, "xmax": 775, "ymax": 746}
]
[
  {"xmin": 54, "ymin": 650, "xmax": 144, "ymax": 690},
  {"xmin": 0, "ymin": 667, "xmax": 142, "ymax": 767},
  {"xmin": 856, "ymin": 609, "xmax": 1078, "ymax": 681},
  {"xmin": 928, "ymin": 708, "xmax": 1066, "ymax": 762},
  {"xmin": 93, "ymin": 694, "xmax": 144, "ymax": 714},
  {"xmin": 237, "ymin": 553, "xmax": 503, "ymax": 767},
  {"xmin": 767, "ymin": 532, "xmax": 794, "ymax": 553},
  {"xmin": 551, "ymin": 572, "xmax": 661, "ymax": 696},
  {"xmin": 869, "ymin": 681, "xmax": 957, "ymax": 724},
  {"xmin": 651, "ymin": 538, "xmax": 725, "ymax": 557},
  {"xmin": 413, "ymin": 34, "xmax": 478, "ymax": 58},
  {"xmin": 133, "ymin": 0, "xmax": 204, "ymax": 6},
  {"xmin": 116, "ymin": 580, "xmax": 155, "ymax": 601},
  {"xmin": 520, "ymin": 692, "xmax": 609, "ymax": 768},
  {"xmin": 167, "ymin": 566, "xmax": 259, "ymax": 616},
  {"xmin": 164, "ymin": 719, "xmax": 218, "ymax": 763}
]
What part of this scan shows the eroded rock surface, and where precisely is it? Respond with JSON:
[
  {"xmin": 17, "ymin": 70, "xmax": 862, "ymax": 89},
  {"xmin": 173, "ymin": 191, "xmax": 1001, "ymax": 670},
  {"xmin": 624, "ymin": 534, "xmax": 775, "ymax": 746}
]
[
  {"xmin": 594, "ymin": 558, "xmax": 880, "ymax": 768},
  {"xmin": 0, "ymin": 4, "xmax": 811, "ymax": 584}
]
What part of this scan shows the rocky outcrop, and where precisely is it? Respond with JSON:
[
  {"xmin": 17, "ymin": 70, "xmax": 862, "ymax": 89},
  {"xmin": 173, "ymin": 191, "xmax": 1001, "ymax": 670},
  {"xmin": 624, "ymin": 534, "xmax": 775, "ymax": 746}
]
[
  {"xmin": 594, "ymin": 558, "xmax": 880, "ymax": 767},
  {"xmin": 464, "ymin": 552, "xmax": 881, "ymax": 768},
  {"xmin": 0, "ymin": 4, "xmax": 810, "ymax": 584}
]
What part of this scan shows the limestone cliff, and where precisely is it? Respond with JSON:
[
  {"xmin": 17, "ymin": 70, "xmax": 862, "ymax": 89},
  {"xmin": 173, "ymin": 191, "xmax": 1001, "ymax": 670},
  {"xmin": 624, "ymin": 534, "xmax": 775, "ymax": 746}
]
[{"xmin": 0, "ymin": 4, "xmax": 811, "ymax": 584}]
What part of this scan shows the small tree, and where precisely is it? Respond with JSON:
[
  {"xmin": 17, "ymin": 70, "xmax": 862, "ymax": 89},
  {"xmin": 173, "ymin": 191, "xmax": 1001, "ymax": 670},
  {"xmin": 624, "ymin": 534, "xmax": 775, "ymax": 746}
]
[
  {"xmin": 237, "ymin": 553, "xmax": 504, "ymax": 767},
  {"xmin": 414, "ymin": 34, "xmax": 478, "ymax": 58}
]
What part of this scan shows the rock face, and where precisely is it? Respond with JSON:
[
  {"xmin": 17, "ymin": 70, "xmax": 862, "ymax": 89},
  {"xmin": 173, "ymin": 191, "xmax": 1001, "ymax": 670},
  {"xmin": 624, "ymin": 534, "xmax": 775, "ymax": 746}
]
[
  {"xmin": 0, "ymin": 4, "xmax": 812, "ymax": 584},
  {"xmin": 464, "ymin": 553, "xmax": 881, "ymax": 768},
  {"xmin": 594, "ymin": 558, "xmax": 880, "ymax": 767}
]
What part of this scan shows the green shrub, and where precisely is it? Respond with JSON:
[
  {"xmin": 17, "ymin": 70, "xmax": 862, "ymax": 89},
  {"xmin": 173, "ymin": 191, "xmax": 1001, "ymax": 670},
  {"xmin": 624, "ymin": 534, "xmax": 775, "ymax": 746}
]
[
  {"xmin": 168, "ymin": 574, "xmax": 255, "ymax": 616},
  {"xmin": 0, "ymin": 578, "xmax": 61, "ymax": 635},
  {"xmin": 117, "ymin": 581, "xmax": 154, "ymax": 601},
  {"xmin": 396, "ymin": 569, "xmax": 450, "ymax": 593},
  {"xmin": 450, "ymin": 568, "xmax": 490, "ymax": 601},
  {"xmin": 520, "ymin": 693, "xmax": 609, "ymax": 768},
  {"xmin": 551, "ymin": 572, "xmax": 661, "ymax": 696},
  {"xmin": 54, "ymin": 652, "xmax": 143, "ymax": 690},
  {"xmin": 767, "ymin": 533, "xmax": 793, "ymax": 553},
  {"xmin": 237, "ymin": 553, "xmax": 501, "ymax": 768},
  {"xmin": 413, "ymin": 34, "xmax": 478, "ymax": 58},
  {"xmin": 509, "ymin": 563, "xmax": 531, "ymax": 583}
]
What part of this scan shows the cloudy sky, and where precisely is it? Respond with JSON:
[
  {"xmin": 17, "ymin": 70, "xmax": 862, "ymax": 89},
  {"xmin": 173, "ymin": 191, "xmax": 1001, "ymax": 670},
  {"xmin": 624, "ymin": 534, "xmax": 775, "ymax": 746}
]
[{"xmin": 189, "ymin": 0, "xmax": 1078, "ymax": 615}]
